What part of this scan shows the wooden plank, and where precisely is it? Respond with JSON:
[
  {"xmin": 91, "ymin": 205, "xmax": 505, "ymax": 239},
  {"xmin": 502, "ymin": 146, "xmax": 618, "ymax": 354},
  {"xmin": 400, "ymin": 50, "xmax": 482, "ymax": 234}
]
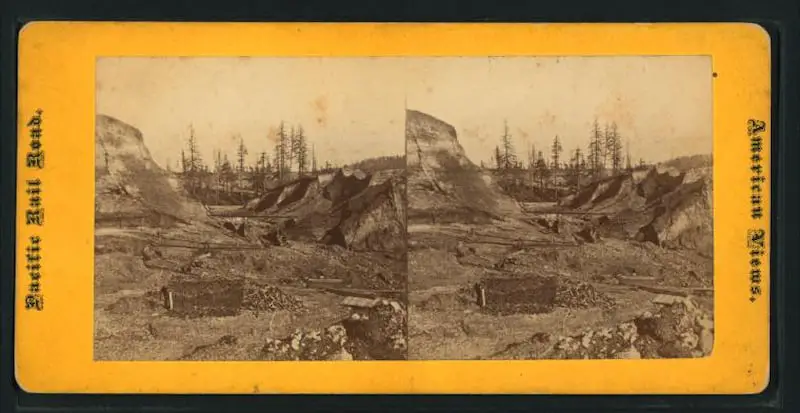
[
  {"xmin": 323, "ymin": 287, "xmax": 403, "ymax": 299},
  {"xmin": 152, "ymin": 239, "xmax": 264, "ymax": 250},
  {"xmin": 306, "ymin": 278, "xmax": 346, "ymax": 287},
  {"xmin": 616, "ymin": 275, "xmax": 659, "ymax": 285},
  {"xmin": 341, "ymin": 296, "xmax": 379, "ymax": 308},
  {"xmin": 633, "ymin": 284, "xmax": 690, "ymax": 297},
  {"xmin": 691, "ymin": 287, "xmax": 714, "ymax": 296}
]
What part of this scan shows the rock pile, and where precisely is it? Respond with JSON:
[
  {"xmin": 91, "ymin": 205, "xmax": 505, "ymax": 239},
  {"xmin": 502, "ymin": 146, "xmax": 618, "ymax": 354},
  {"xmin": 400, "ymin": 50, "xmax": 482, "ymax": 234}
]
[
  {"xmin": 261, "ymin": 325, "xmax": 353, "ymax": 361},
  {"xmin": 548, "ymin": 297, "xmax": 713, "ymax": 359},
  {"xmin": 260, "ymin": 228, "xmax": 288, "ymax": 246},
  {"xmin": 554, "ymin": 279, "xmax": 616, "ymax": 309},
  {"xmin": 259, "ymin": 300, "xmax": 407, "ymax": 361},
  {"xmin": 342, "ymin": 300, "xmax": 408, "ymax": 360},
  {"xmin": 242, "ymin": 284, "xmax": 304, "ymax": 313}
]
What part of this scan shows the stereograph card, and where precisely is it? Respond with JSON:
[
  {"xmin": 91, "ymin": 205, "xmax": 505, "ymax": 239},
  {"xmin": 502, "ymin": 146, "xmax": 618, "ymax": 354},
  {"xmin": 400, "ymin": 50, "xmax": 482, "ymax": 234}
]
[{"xmin": 15, "ymin": 22, "xmax": 771, "ymax": 394}]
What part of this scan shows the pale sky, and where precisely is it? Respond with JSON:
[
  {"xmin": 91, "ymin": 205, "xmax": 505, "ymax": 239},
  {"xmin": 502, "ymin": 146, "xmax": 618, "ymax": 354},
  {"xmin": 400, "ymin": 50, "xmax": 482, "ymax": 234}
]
[
  {"xmin": 97, "ymin": 56, "xmax": 711, "ymax": 169},
  {"xmin": 96, "ymin": 57, "xmax": 408, "ymax": 169},
  {"xmin": 404, "ymin": 56, "xmax": 712, "ymax": 166}
]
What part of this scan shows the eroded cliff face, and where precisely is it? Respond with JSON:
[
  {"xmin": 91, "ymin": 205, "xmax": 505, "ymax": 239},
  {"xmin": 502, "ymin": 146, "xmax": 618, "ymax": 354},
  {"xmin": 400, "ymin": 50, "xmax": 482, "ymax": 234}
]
[
  {"xmin": 405, "ymin": 109, "xmax": 520, "ymax": 220},
  {"xmin": 564, "ymin": 163, "xmax": 713, "ymax": 255},
  {"xmin": 95, "ymin": 114, "xmax": 206, "ymax": 224}
]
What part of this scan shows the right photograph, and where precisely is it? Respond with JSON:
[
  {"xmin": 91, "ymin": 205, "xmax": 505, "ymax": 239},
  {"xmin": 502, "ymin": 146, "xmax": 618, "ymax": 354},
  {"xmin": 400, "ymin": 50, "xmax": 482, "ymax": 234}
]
[{"xmin": 405, "ymin": 56, "xmax": 714, "ymax": 360}]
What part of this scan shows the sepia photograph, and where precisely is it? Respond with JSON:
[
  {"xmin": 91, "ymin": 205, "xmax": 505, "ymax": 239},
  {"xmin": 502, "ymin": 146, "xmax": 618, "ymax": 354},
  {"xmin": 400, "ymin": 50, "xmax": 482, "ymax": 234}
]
[
  {"xmin": 93, "ymin": 55, "xmax": 714, "ymax": 362},
  {"xmin": 94, "ymin": 57, "xmax": 408, "ymax": 361},
  {"xmin": 404, "ymin": 57, "xmax": 714, "ymax": 360}
]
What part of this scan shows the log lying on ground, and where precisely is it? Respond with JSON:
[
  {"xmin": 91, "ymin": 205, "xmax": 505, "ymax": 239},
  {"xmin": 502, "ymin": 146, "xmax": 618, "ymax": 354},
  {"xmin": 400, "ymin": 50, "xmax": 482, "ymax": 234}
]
[{"xmin": 322, "ymin": 287, "xmax": 404, "ymax": 300}]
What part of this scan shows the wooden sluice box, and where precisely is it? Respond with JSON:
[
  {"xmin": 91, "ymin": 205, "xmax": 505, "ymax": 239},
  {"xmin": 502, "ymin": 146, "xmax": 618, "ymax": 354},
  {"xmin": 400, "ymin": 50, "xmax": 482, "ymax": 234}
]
[
  {"xmin": 476, "ymin": 275, "xmax": 559, "ymax": 315},
  {"xmin": 160, "ymin": 276, "xmax": 246, "ymax": 318}
]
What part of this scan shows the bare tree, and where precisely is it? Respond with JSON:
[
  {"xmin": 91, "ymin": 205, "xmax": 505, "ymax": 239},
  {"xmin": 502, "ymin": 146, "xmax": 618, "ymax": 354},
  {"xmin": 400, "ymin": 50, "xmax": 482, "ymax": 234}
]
[
  {"xmin": 180, "ymin": 149, "xmax": 187, "ymax": 174},
  {"xmin": 602, "ymin": 123, "xmax": 609, "ymax": 170},
  {"xmin": 219, "ymin": 154, "xmax": 235, "ymax": 194},
  {"xmin": 295, "ymin": 125, "xmax": 308, "ymax": 175},
  {"xmin": 311, "ymin": 143, "xmax": 318, "ymax": 173},
  {"xmin": 527, "ymin": 143, "xmax": 536, "ymax": 183},
  {"xmin": 236, "ymin": 135, "xmax": 248, "ymax": 173},
  {"xmin": 551, "ymin": 135, "xmax": 563, "ymax": 171},
  {"xmin": 288, "ymin": 125, "xmax": 298, "ymax": 173},
  {"xmin": 571, "ymin": 147, "xmax": 584, "ymax": 191},
  {"xmin": 501, "ymin": 120, "xmax": 517, "ymax": 170},
  {"xmin": 185, "ymin": 124, "xmax": 203, "ymax": 193},
  {"xmin": 235, "ymin": 135, "xmax": 248, "ymax": 188},
  {"xmin": 606, "ymin": 122, "xmax": 623, "ymax": 174},
  {"xmin": 275, "ymin": 121, "xmax": 288, "ymax": 182},
  {"xmin": 588, "ymin": 118, "xmax": 604, "ymax": 177},
  {"xmin": 535, "ymin": 151, "xmax": 549, "ymax": 189},
  {"xmin": 625, "ymin": 139, "xmax": 633, "ymax": 172}
]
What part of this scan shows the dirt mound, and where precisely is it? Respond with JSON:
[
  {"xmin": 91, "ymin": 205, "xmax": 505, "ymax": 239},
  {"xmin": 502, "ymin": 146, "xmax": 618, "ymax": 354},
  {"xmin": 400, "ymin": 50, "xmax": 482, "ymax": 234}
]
[
  {"xmin": 406, "ymin": 110, "xmax": 520, "ymax": 220},
  {"xmin": 636, "ymin": 173, "xmax": 713, "ymax": 255},
  {"xmin": 259, "ymin": 300, "xmax": 407, "ymax": 360},
  {"xmin": 246, "ymin": 176, "xmax": 328, "ymax": 220},
  {"xmin": 95, "ymin": 114, "xmax": 206, "ymax": 226},
  {"xmin": 548, "ymin": 297, "xmax": 713, "ymax": 359},
  {"xmin": 246, "ymin": 168, "xmax": 372, "ymax": 217},
  {"xmin": 322, "ymin": 173, "xmax": 407, "ymax": 252},
  {"xmin": 94, "ymin": 253, "xmax": 169, "ymax": 293},
  {"xmin": 244, "ymin": 168, "xmax": 406, "ymax": 251},
  {"xmin": 563, "ymin": 163, "xmax": 712, "ymax": 253}
]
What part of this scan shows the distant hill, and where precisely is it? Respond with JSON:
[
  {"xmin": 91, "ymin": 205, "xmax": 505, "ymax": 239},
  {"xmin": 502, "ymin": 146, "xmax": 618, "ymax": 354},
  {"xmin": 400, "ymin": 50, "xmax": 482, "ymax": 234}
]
[
  {"xmin": 659, "ymin": 154, "xmax": 712, "ymax": 171},
  {"xmin": 347, "ymin": 155, "xmax": 406, "ymax": 173}
]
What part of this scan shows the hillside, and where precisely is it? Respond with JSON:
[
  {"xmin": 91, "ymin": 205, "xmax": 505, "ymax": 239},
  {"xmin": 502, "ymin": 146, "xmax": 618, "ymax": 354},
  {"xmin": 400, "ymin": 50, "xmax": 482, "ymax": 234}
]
[
  {"xmin": 95, "ymin": 114, "xmax": 208, "ymax": 226},
  {"xmin": 562, "ymin": 162, "xmax": 713, "ymax": 255},
  {"xmin": 406, "ymin": 109, "xmax": 521, "ymax": 223},
  {"xmin": 243, "ymin": 167, "xmax": 407, "ymax": 252}
]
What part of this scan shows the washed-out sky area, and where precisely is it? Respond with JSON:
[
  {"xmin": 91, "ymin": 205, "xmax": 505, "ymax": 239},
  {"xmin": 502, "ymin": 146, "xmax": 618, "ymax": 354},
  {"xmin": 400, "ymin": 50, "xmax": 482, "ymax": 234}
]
[
  {"xmin": 96, "ymin": 57, "xmax": 408, "ymax": 169},
  {"xmin": 404, "ymin": 56, "xmax": 712, "ymax": 166},
  {"xmin": 97, "ymin": 56, "xmax": 712, "ymax": 169}
]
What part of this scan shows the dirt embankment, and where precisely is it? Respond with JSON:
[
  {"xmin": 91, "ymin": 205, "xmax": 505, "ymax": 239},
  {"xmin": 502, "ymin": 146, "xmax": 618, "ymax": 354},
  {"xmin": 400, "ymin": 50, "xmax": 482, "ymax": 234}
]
[
  {"xmin": 561, "ymin": 163, "xmax": 712, "ymax": 255},
  {"xmin": 322, "ymin": 174, "xmax": 407, "ymax": 252},
  {"xmin": 406, "ymin": 109, "xmax": 521, "ymax": 223},
  {"xmin": 242, "ymin": 167, "xmax": 407, "ymax": 252},
  {"xmin": 95, "ymin": 114, "xmax": 207, "ymax": 227}
]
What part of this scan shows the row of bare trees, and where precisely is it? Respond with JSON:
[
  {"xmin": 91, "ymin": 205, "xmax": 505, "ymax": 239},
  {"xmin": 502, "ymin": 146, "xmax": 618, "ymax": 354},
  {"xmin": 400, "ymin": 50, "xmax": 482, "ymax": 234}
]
[
  {"xmin": 173, "ymin": 123, "xmax": 337, "ymax": 197},
  {"xmin": 490, "ymin": 118, "xmax": 648, "ymax": 191}
]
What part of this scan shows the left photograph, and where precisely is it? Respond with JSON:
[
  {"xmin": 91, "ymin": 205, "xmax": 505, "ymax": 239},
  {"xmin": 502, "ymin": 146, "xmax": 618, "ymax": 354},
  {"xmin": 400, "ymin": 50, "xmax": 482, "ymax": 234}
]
[{"xmin": 93, "ymin": 57, "xmax": 408, "ymax": 361}]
